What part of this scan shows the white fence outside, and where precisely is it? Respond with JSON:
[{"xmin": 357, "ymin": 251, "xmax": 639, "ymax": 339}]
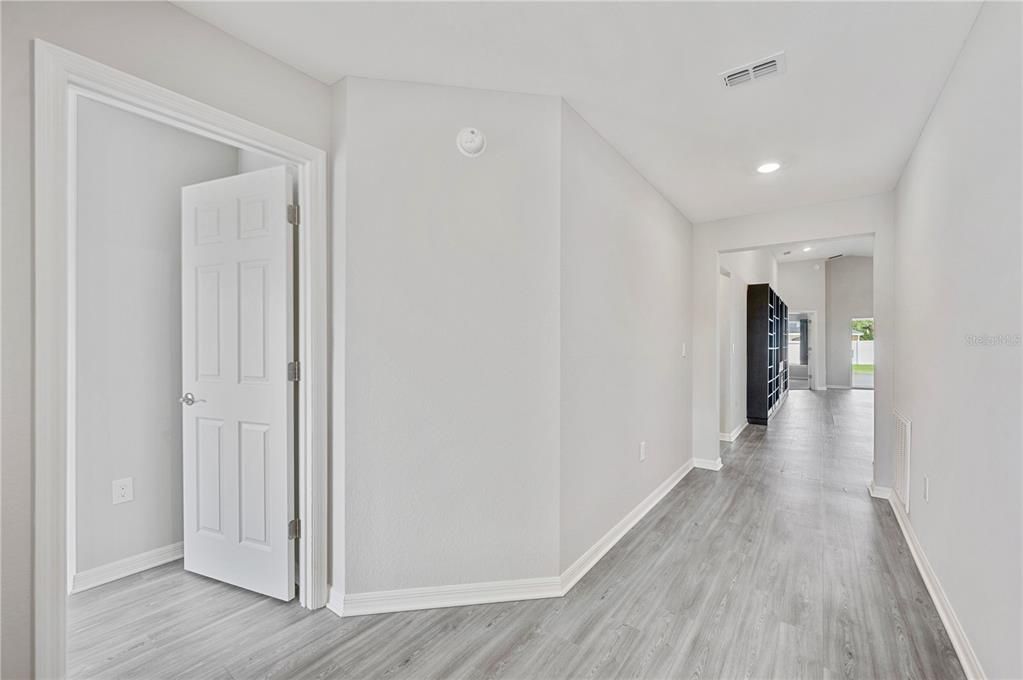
[{"xmin": 851, "ymin": 339, "xmax": 874, "ymax": 365}]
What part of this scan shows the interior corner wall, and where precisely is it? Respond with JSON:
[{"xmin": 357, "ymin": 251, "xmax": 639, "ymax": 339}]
[
  {"xmin": 691, "ymin": 193, "xmax": 894, "ymax": 471},
  {"xmin": 341, "ymin": 77, "xmax": 562, "ymax": 593},
  {"xmin": 777, "ymin": 259, "xmax": 827, "ymax": 389},
  {"xmin": 559, "ymin": 103, "xmax": 693, "ymax": 572},
  {"xmin": 75, "ymin": 98, "xmax": 239, "ymax": 574},
  {"xmin": 893, "ymin": 2, "xmax": 1022, "ymax": 676},
  {"xmin": 824, "ymin": 256, "xmax": 873, "ymax": 388},
  {"xmin": 1, "ymin": 4, "xmax": 331, "ymax": 676}
]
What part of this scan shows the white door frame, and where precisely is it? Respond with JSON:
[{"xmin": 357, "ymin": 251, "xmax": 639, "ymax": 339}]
[{"xmin": 33, "ymin": 40, "xmax": 330, "ymax": 678}]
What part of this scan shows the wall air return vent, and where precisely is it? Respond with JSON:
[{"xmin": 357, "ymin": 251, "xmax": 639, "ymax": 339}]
[{"xmin": 720, "ymin": 52, "xmax": 786, "ymax": 88}]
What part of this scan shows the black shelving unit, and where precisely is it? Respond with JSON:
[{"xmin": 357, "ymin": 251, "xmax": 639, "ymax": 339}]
[{"xmin": 747, "ymin": 283, "xmax": 788, "ymax": 425}]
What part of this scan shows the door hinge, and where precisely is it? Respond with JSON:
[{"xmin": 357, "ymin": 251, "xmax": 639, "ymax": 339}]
[
  {"xmin": 288, "ymin": 360, "xmax": 301, "ymax": 382},
  {"xmin": 288, "ymin": 518, "xmax": 301, "ymax": 540},
  {"xmin": 287, "ymin": 204, "xmax": 300, "ymax": 227}
]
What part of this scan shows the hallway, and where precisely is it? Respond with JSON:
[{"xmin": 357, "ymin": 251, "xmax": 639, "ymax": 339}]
[
  {"xmin": 69, "ymin": 390, "xmax": 963, "ymax": 679},
  {"xmin": 717, "ymin": 389, "xmax": 962, "ymax": 677}
]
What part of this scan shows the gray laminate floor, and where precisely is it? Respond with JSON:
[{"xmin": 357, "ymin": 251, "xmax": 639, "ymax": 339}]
[{"xmin": 68, "ymin": 389, "xmax": 964, "ymax": 679}]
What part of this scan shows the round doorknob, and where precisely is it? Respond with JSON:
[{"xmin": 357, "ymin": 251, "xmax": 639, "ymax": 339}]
[{"xmin": 178, "ymin": 392, "xmax": 206, "ymax": 406}]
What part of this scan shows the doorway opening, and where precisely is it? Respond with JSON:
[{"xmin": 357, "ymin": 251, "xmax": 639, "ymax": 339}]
[
  {"xmin": 788, "ymin": 313, "xmax": 812, "ymax": 389},
  {"xmin": 715, "ymin": 235, "xmax": 875, "ymax": 453},
  {"xmin": 66, "ymin": 96, "xmax": 303, "ymax": 674},
  {"xmin": 851, "ymin": 317, "xmax": 876, "ymax": 389},
  {"xmin": 33, "ymin": 41, "xmax": 329, "ymax": 677}
]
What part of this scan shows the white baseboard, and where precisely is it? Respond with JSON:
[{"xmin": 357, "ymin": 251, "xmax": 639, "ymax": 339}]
[
  {"xmin": 886, "ymin": 498, "xmax": 985, "ymax": 679},
  {"xmin": 826, "ymin": 384, "xmax": 851, "ymax": 390},
  {"xmin": 340, "ymin": 576, "xmax": 562, "ymax": 617},
  {"xmin": 337, "ymin": 461, "xmax": 696, "ymax": 618},
  {"xmin": 693, "ymin": 457, "xmax": 723, "ymax": 471},
  {"xmin": 868, "ymin": 483, "xmax": 892, "ymax": 499},
  {"xmin": 718, "ymin": 422, "xmax": 748, "ymax": 443},
  {"xmin": 326, "ymin": 587, "xmax": 345, "ymax": 618},
  {"xmin": 71, "ymin": 541, "xmax": 183, "ymax": 593},
  {"xmin": 559, "ymin": 460, "xmax": 694, "ymax": 594}
]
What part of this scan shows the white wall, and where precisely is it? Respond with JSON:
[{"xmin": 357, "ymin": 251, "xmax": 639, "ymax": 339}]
[
  {"xmin": 1, "ymin": 4, "xmax": 331, "ymax": 675},
  {"xmin": 237, "ymin": 149, "xmax": 283, "ymax": 174},
  {"xmin": 75, "ymin": 99, "xmax": 239, "ymax": 573},
  {"xmin": 332, "ymin": 85, "xmax": 693, "ymax": 593},
  {"xmin": 715, "ymin": 272, "xmax": 748, "ymax": 437},
  {"xmin": 777, "ymin": 259, "xmax": 827, "ymax": 389},
  {"xmin": 893, "ymin": 2, "xmax": 1021, "ymax": 676},
  {"xmin": 716, "ymin": 249, "xmax": 776, "ymax": 437},
  {"xmin": 692, "ymin": 193, "xmax": 894, "ymax": 471},
  {"xmin": 718, "ymin": 249, "xmax": 777, "ymax": 290},
  {"xmin": 825, "ymin": 256, "xmax": 873, "ymax": 388},
  {"xmin": 338, "ymin": 77, "xmax": 562, "ymax": 593},
  {"xmin": 725, "ymin": 274, "xmax": 748, "ymax": 435},
  {"xmin": 559, "ymin": 103, "xmax": 692, "ymax": 572},
  {"xmin": 718, "ymin": 272, "xmax": 731, "ymax": 433}
]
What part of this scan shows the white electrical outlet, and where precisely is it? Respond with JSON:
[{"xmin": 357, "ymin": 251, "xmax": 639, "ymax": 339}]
[
  {"xmin": 681, "ymin": 343, "xmax": 688, "ymax": 358},
  {"xmin": 639, "ymin": 441, "xmax": 647, "ymax": 462},
  {"xmin": 923, "ymin": 475, "xmax": 929, "ymax": 502},
  {"xmin": 112, "ymin": 477, "xmax": 134, "ymax": 505}
]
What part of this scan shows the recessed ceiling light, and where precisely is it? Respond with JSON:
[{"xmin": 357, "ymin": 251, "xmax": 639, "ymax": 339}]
[
  {"xmin": 802, "ymin": 246, "xmax": 813, "ymax": 252},
  {"xmin": 757, "ymin": 162, "xmax": 781, "ymax": 174}
]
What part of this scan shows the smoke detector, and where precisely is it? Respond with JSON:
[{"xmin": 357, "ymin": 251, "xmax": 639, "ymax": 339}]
[
  {"xmin": 720, "ymin": 52, "xmax": 787, "ymax": 88},
  {"xmin": 456, "ymin": 127, "xmax": 486, "ymax": 157}
]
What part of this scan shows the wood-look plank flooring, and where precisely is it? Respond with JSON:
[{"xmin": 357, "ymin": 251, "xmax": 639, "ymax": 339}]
[{"xmin": 69, "ymin": 389, "xmax": 964, "ymax": 679}]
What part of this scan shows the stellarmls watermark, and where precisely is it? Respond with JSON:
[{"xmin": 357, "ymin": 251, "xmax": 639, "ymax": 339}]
[{"xmin": 964, "ymin": 334, "xmax": 1022, "ymax": 347}]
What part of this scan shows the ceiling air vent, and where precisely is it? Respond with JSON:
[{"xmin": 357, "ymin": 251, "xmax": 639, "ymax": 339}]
[{"xmin": 720, "ymin": 52, "xmax": 786, "ymax": 88}]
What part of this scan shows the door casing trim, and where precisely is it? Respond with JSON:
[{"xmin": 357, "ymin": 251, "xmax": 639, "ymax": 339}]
[{"xmin": 33, "ymin": 39, "xmax": 330, "ymax": 678}]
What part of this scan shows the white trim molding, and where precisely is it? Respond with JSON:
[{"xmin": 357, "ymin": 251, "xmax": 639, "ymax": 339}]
[
  {"xmin": 719, "ymin": 422, "xmax": 748, "ymax": 443},
  {"xmin": 886, "ymin": 497, "xmax": 986, "ymax": 679},
  {"xmin": 326, "ymin": 588, "xmax": 346, "ymax": 618},
  {"xmin": 560, "ymin": 460, "xmax": 694, "ymax": 594},
  {"xmin": 330, "ymin": 461, "xmax": 696, "ymax": 619},
  {"xmin": 32, "ymin": 40, "xmax": 330, "ymax": 677},
  {"xmin": 693, "ymin": 457, "xmax": 724, "ymax": 471},
  {"xmin": 868, "ymin": 483, "xmax": 892, "ymax": 500},
  {"xmin": 72, "ymin": 543, "xmax": 183, "ymax": 594},
  {"xmin": 341, "ymin": 577, "xmax": 563, "ymax": 618}
]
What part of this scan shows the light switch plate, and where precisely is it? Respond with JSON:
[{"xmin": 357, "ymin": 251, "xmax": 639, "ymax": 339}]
[{"xmin": 112, "ymin": 477, "xmax": 134, "ymax": 505}]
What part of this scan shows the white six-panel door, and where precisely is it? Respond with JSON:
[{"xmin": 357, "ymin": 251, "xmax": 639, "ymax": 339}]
[{"xmin": 181, "ymin": 166, "xmax": 295, "ymax": 601}]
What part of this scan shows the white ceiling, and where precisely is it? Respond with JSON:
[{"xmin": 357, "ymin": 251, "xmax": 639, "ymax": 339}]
[
  {"xmin": 769, "ymin": 234, "xmax": 874, "ymax": 263},
  {"xmin": 175, "ymin": 2, "xmax": 980, "ymax": 223}
]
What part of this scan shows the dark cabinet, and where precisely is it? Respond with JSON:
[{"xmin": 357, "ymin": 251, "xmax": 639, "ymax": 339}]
[{"xmin": 747, "ymin": 284, "xmax": 788, "ymax": 425}]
